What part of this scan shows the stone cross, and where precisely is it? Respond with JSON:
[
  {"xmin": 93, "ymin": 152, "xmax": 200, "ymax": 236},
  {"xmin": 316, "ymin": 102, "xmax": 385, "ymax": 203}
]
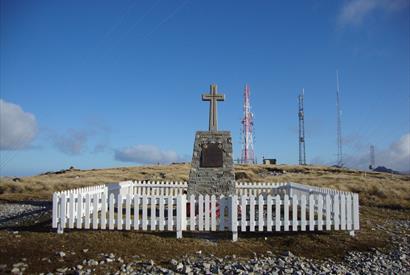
[{"xmin": 202, "ymin": 84, "xmax": 225, "ymax": 132}]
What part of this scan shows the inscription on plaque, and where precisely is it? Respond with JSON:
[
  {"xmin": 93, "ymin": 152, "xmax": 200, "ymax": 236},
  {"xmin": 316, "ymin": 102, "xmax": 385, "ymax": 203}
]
[{"xmin": 200, "ymin": 143, "xmax": 223, "ymax": 167}]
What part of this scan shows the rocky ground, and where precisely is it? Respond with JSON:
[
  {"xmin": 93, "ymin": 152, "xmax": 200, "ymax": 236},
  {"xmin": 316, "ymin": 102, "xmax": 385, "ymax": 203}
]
[{"xmin": 0, "ymin": 201, "xmax": 408, "ymax": 274}]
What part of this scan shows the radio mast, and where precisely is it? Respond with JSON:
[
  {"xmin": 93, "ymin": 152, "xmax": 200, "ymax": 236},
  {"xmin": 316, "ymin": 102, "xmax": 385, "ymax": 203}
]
[
  {"xmin": 369, "ymin": 145, "xmax": 375, "ymax": 170},
  {"xmin": 240, "ymin": 84, "xmax": 255, "ymax": 164},
  {"xmin": 298, "ymin": 89, "xmax": 306, "ymax": 165},
  {"xmin": 336, "ymin": 70, "xmax": 343, "ymax": 167}
]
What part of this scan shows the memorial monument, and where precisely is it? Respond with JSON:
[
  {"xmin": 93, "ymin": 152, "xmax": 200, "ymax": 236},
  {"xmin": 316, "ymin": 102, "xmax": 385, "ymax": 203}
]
[{"xmin": 187, "ymin": 84, "xmax": 235, "ymax": 196}]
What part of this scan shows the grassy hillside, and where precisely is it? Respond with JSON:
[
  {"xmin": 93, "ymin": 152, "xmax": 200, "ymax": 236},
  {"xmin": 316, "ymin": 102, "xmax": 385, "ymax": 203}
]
[{"xmin": 1, "ymin": 164, "xmax": 409, "ymax": 209}]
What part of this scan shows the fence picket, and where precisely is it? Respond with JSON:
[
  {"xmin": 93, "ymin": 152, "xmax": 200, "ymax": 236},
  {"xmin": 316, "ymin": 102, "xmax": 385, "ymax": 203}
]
[
  {"xmin": 275, "ymin": 195, "xmax": 280, "ymax": 231},
  {"xmin": 267, "ymin": 195, "xmax": 272, "ymax": 232},
  {"xmin": 60, "ymin": 193, "xmax": 67, "ymax": 231},
  {"xmin": 176, "ymin": 195, "xmax": 184, "ymax": 238},
  {"xmin": 353, "ymin": 193, "xmax": 360, "ymax": 230},
  {"xmin": 333, "ymin": 194, "xmax": 340, "ymax": 230},
  {"xmin": 101, "ymin": 193, "xmax": 107, "ymax": 229},
  {"xmin": 167, "ymin": 196, "xmax": 173, "ymax": 231},
  {"xmin": 151, "ymin": 196, "xmax": 156, "ymax": 230},
  {"xmin": 309, "ymin": 195, "xmax": 314, "ymax": 231},
  {"xmin": 117, "ymin": 194, "xmax": 123, "ymax": 230},
  {"xmin": 211, "ymin": 195, "xmax": 216, "ymax": 231},
  {"xmin": 346, "ymin": 194, "xmax": 352, "ymax": 230},
  {"xmin": 317, "ymin": 195, "xmax": 323, "ymax": 231},
  {"xmin": 241, "ymin": 196, "xmax": 247, "ymax": 231},
  {"xmin": 292, "ymin": 194, "xmax": 298, "ymax": 231},
  {"xmin": 301, "ymin": 195, "xmax": 306, "ymax": 231},
  {"xmin": 125, "ymin": 195, "xmax": 131, "ymax": 230},
  {"xmin": 85, "ymin": 194, "xmax": 91, "ymax": 229},
  {"xmin": 69, "ymin": 193, "xmax": 75, "ymax": 229},
  {"xmin": 142, "ymin": 196, "xmax": 148, "ymax": 230},
  {"xmin": 198, "ymin": 195, "xmax": 204, "ymax": 231},
  {"xmin": 76, "ymin": 193, "xmax": 83, "ymax": 229},
  {"xmin": 219, "ymin": 196, "xmax": 225, "ymax": 231},
  {"xmin": 230, "ymin": 196, "xmax": 238, "ymax": 241},
  {"xmin": 205, "ymin": 195, "xmax": 210, "ymax": 231},
  {"xmin": 340, "ymin": 194, "xmax": 346, "ymax": 230},
  {"xmin": 189, "ymin": 195, "xmax": 195, "ymax": 230},
  {"xmin": 52, "ymin": 193, "xmax": 58, "ymax": 228},
  {"xmin": 249, "ymin": 195, "xmax": 255, "ymax": 232},
  {"xmin": 284, "ymin": 195, "xmax": 289, "ymax": 231},
  {"xmin": 159, "ymin": 196, "xmax": 165, "ymax": 231},
  {"xmin": 109, "ymin": 194, "xmax": 114, "ymax": 230},
  {"xmin": 258, "ymin": 195, "xmax": 264, "ymax": 231},
  {"xmin": 134, "ymin": 195, "xmax": 140, "ymax": 230},
  {"xmin": 325, "ymin": 195, "xmax": 331, "ymax": 230},
  {"xmin": 93, "ymin": 194, "xmax": 98, "ymax": 229}
]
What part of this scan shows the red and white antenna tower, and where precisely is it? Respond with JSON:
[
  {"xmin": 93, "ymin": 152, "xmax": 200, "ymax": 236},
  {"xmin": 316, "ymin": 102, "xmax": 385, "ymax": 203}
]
[{"xmin": 241, "ymin": 84, "xmax": 255, "ymax": 164}]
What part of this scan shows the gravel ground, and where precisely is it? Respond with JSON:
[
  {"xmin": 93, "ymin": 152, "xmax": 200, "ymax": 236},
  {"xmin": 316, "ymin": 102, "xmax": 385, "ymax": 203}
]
[
  {"xmin": 0, "ymin": 202, "xmax": 49, "ymax": 228},
  {"xmin": 4, "ymin": 231, "xmax": 408, "ymax": 275}
]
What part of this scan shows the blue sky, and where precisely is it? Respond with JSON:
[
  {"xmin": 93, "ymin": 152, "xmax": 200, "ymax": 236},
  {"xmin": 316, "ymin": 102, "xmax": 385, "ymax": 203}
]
[{"xmin": 1, "ymin": 0, "xmax": 409, "ymax": 176}]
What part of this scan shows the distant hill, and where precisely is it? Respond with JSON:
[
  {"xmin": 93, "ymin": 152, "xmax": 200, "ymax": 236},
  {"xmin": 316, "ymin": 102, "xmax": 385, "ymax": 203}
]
[{"xmin": 372, "ymin": 166, "xmax": 399, "ymax": 174}]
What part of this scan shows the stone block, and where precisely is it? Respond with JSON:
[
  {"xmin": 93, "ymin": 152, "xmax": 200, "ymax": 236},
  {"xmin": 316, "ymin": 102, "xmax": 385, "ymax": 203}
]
[{"xmin": 187, "ymin": 131, "xmax": 235, "ymax": 196}]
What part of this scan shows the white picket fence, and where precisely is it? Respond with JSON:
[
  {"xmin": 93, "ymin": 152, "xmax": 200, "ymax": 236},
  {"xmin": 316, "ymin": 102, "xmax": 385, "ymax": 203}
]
[{"xmin": 52, "ymin": 181, "xmax": 359, "ymax": 240}]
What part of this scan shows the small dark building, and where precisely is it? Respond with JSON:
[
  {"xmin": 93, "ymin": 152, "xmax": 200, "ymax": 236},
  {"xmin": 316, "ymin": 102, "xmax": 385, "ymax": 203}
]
[{"xmin": 263, "ymin": 158, "xmax": 277, "ymax": 165}]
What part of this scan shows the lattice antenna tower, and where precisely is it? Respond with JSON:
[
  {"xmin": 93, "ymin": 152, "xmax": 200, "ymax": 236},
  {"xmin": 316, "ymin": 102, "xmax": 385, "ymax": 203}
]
[
  {"xmin": 336, "ymin": 70, "xmax": 344, "ymax": 167},
  {"xmin": 298, "ymin": 88, "xmax": 306, "ymax": 165},
  {"xmin": 240, "ymin": 84, "xmax": 255, "ymax": 164},
  {"xmin": 369, "ymin": 145, "xmax": 375, "ymax": 170}
]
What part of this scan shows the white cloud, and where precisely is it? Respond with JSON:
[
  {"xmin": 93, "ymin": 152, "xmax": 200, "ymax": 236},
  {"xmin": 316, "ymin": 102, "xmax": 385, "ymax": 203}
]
[
  {"xmin": 115, "ymin": 144, "xmax": 183, "ymax": 164},
  {"xmin": 338, "ymin": 0, "xmax": 409, "ymax": 27},
  {"xmin": 0, "ymin": 99, "xmax": 38, "ymax": 150},
  {"xmin": 48, "ymin": 120, "xmax": 111, "ymax": 155},
  {"xmin": 344, "ymin": 133, "xmax": 410, "ymax": 172},
  {"xmin": 310, "ymin": 133, "xmax": 410, "ymax": 172},
  {"xmin": 51, "ymin": 129, "xmax": 89, "ymax": 155},
  {"xmin": 379, "ymin": 133, "xmax": 410, "ymax": 171}
]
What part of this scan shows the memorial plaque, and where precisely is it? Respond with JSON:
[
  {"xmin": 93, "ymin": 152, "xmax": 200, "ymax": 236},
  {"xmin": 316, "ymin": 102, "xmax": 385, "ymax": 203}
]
[{"xmin": 200, "ymin": 143, "xmax": 223, "ymax": 167}]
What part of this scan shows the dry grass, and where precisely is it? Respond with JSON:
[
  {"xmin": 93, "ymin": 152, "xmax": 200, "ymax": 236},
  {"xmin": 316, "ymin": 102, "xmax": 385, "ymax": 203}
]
[{"xmin": 1, "ymin": 163, "xmax": 409, "ymax": 209}]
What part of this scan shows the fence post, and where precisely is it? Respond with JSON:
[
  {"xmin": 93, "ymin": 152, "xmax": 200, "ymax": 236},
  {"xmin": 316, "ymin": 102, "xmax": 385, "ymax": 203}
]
[
  {"xmin": 93, "ymin": 194, "xmax": 98, "ymax": 229},
  {"xmin": 57, "ymin": 193, "xmax": 66, "ymax": 234},
  {"xmin": 258, "ymin": 195, "xmax": 264, "ymax": 231},
  {"xmin": 353, "ymin": 193, "xmax": 360, "ymax": 231},
  {"xmin": 283, "ymin": 195, "xmax": 289, "ymax": 231},
  {"xmin": 189, "ymin": 195, "xmax": 195, "ymax": 231},
  {"xmin": 211, "ymin": 195, "xmax": 217, "ymax": 231},
  {"xmin": 275, "ymin": 194, "xmax": 281, "ymax": 232},
  {"xmin": 204, "ymin": 195, "xmax": 210, "ymax": 231},
  {"xmin": 292, "ymin": 194, "xmax": 298, "ymax": 231},
  {"xmin": 198, "ymin": 195, "xmax": 204, "ymax": 231},
  {"xmin": 176, "ymin": 194, "xmax": 186, "ymax": 239},
  {"xmin": 267, "ymin": 194, "xmax": 272, "ymax": 232},
  {"xmin": 177, "ymin": 195, "xmax": 182, "ymax": 238},
  {"xmin": 229, "ymin": 195, "xmax": 238, "ymax": 241},
  {"xmin": 69, "ymin": 193, "xmax": 75, "ymax": 229},
  {"xmin": 52, "ymin": 192, "xmax": 58, "ymax": 228}
]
